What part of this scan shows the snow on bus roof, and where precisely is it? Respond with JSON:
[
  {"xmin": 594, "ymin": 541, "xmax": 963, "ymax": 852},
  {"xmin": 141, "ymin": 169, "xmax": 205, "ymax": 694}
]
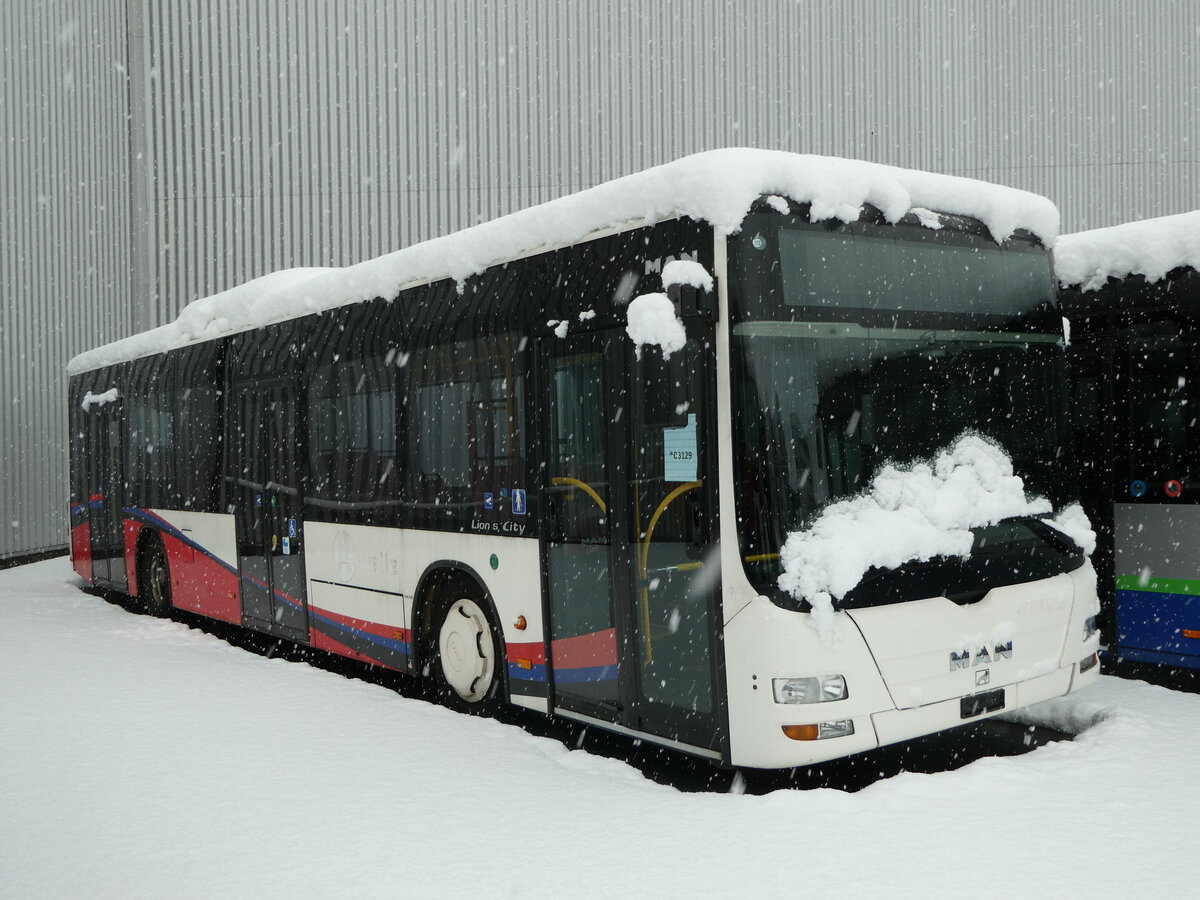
[
  {"xmin": 1055, "ymin": 210, "xmax": 1200, "ymax": 292},
  {"xmin": 69, "ymin": 148, "xmax": 1059, "ymax": 375}
]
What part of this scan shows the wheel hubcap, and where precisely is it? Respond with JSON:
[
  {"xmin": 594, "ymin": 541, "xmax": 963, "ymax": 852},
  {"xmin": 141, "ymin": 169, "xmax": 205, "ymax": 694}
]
[
  {"xmin": 150, "ymin": 554, "xmax": 168, "ymax": 603},
  {"xmin": 437, "ymin": 598, "xmax": 496, "ymax": 702}
]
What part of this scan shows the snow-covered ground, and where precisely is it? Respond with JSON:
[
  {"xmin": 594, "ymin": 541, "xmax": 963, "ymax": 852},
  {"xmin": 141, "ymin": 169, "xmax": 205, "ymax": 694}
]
[{"xmin": 2, "ymin": 558, "xmax": 1196, "ymax": 899}]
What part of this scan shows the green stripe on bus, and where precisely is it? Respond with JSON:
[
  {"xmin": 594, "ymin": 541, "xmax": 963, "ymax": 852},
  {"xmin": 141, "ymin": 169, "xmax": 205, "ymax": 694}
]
[{"xmin": 1115, "ymin": 574, "xmax": 1200, "ymax": 596}]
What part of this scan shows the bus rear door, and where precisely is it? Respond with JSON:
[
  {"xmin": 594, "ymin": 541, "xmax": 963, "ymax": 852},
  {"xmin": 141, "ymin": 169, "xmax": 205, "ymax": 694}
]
[
  {"xmin": 85, "ymin": 396, "xmax": 127, "ymax": 591},
  {"xmin": 231, "ymin": 381, "xmax": 310, "ymax": 642}
]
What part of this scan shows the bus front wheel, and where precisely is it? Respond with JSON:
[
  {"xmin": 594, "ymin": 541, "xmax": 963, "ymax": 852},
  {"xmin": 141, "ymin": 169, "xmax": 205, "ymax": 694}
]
[{"xmin": 431, "ymin": 592, "xmax": 503, "ymax": 713}]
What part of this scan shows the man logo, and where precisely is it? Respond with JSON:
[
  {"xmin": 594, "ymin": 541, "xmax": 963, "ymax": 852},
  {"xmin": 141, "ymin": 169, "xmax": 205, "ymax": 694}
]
[
  {"xmin": 976, "ymin": 669, "xmax": 990, "ymax": 687},
  {"xmin": 951, "ymin": 641, "xmax": 1013, "ymax": 671}
]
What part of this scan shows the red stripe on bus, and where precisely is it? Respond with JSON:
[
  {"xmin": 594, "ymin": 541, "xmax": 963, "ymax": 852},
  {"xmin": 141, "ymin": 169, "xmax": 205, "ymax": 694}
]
[
  {"xmin": 160, "ymin": 531, "xmax": 242, "ymax": 623},
  {"xmin": 551, "ymin": 627, "xmax": 618, "ymax": 670},
  {"xmin": 123, "ymin": 518, "xmax": 141, "ymax": 591},
  {"xmin": 309, "ymin": 604, "xmax": 411, "ymax": 643},
  {"xmin": 70, "ymin": 522, "xmax": 92, "ymax": 583},
  {"xmin": 310, "ymin": 625, "xmax": 400, "ymax": 670},
  {"xmin": 505, "ymin": 639, "xmax": 546, "ymax": 665}
]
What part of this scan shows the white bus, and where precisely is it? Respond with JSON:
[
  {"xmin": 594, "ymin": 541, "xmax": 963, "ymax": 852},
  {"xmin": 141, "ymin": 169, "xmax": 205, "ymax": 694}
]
[{"xmin": 68, "ymin": 150, "xmax": 1100, "ymax": 768}]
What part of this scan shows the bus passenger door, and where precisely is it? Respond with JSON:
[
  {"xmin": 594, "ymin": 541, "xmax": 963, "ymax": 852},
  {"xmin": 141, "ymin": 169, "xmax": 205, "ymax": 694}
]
[
  {"xmin": 542, "ymin": 325, "xmax": 722, "ymax": 751},
  {"xmin": 542, "ymin": 333, "xmax": 627, "ymax": 720},
  {"xmin": 625, "ymin": 332, "xmax": 722, "ymax": 751},
  {"xmin": 232, "ymin": 383, "xmax": 310, "ymax": 642},
  {"xmin": 87, "ymin": 400, "xmax": 127, "ymax": 591}
]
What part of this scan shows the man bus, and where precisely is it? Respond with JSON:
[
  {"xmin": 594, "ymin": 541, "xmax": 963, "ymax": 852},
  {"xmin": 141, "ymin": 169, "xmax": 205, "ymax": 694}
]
[{"xmin": 69, "ymin": 150, "xmax": 1100, "ymax": 768}]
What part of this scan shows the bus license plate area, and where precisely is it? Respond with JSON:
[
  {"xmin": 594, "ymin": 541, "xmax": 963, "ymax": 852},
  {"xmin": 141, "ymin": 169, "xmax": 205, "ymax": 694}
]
[{"xmin": 961, "ymin": 688, "xmax": 1005, "ymax": 719}]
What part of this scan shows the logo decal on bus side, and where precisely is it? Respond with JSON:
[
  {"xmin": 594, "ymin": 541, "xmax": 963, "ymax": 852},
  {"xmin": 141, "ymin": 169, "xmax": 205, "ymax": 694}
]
[
  {"xmin": 643, "ymin": 252, "xmax": 699, "ymax": 275},
  {"xmin": 950, "ymin": 641, "xmax": 1013, "ymax": 671}
]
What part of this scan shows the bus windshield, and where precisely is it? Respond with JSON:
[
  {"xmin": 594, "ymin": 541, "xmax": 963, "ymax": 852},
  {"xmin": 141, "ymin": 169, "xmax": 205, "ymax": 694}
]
[{"xmin": 729, "ymin": 214, "xmax": 1079, "ymax": 603}]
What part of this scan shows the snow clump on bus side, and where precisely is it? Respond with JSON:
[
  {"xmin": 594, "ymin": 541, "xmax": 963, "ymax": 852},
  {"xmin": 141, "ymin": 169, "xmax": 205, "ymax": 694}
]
[
  {"xmin": 626, "ymin": 293, "xmax": 686, "ymax": 359},
  {"xmin": 777, "ymin": 432, "xmax": 1094, "ymax": 646},
  {"xmin": 661, "ymin": 259, "xmax": 714, "ymax": 293},
  {"xmin": 625, "ymin": 260, "xmax": 713, "ymax": 358}
]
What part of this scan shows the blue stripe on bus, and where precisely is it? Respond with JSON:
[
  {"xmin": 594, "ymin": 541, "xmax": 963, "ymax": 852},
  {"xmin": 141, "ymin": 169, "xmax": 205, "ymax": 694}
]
[
  {"xmin": 507, "ymin": 661, "xmax": 547, "ymax": 681},
  {"xmin": 308, "ymin": 608, "xmax": 412, "ymax": 657},
  {"xmin": 552, "ymin": 664, "xmax": 619, "ymax": 684}
]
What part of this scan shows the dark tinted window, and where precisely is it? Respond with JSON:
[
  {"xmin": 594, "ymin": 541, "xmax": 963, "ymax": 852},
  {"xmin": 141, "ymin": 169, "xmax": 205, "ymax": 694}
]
[
  {"xmin": 731, "ymin": 323, "xmax": 1073, "ymax": 567},
  {"xmin": 404, "ymin": 335, "xmax": 526, "ymax": 513},
  {"xmin": 1126, "ymin": 335, "xmax": 1199, "ymax": 488},
  {"xmin": 125, "ymin": 354, "xmax": 176, "ymax": 508},
  {"xmin": 307, "ymin": 353, "xmax": 398, "ymax": 519},
  {"xmin": 175, "ymin": 343, "xmax": 222, "ymax": 512},
  {"xmin": 777, "ymin": 224, "xmax": 1054, "ymax": 316}
]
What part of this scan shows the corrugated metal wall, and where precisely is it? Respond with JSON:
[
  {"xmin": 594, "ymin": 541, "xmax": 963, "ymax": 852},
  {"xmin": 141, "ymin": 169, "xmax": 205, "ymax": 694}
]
[
  {"xmin": 1, "ymin": 1, "xmax": 131, "ymax": 558},
  {"xmin": 3, "ymin": 0, "xmax": 1197, "ymax": 557},
  {"xmin": 128, "ymin": 0, "xmax": 1200, "ymax": 326}
]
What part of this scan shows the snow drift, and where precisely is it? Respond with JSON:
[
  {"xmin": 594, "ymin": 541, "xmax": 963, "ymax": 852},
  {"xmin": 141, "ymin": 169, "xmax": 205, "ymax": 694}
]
[{"xmin": 4, "ymin": 558, "xmax": 1199, "ymax": 898}]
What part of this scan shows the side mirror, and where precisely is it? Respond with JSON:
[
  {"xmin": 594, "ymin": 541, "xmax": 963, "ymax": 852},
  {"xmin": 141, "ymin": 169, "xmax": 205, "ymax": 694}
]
[{"xmin": 667, "ymin": 280, "xmax": 715, "ymax": 319}]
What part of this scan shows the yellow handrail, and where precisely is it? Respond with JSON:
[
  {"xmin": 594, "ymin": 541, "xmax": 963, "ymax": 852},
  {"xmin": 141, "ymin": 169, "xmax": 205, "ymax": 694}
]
[
  {"xmin": 550, "ymin": 476, "xmax": 607, "ymax": 514},
  {"xmin": 638, "ymin": 480, "xmax": 702, "ymax": 662}
]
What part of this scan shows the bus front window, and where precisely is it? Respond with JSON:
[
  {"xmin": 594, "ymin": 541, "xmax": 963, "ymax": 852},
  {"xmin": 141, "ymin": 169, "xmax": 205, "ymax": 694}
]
[{"xmin": 729, "ymin": 213, "xmax": 1079, "ymax": 604}]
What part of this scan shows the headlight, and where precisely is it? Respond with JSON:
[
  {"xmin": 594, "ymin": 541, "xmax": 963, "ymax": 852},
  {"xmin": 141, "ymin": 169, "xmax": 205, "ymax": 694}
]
[
  {"xmin": 1083, "ymin": 614, "xmax": 1099, "ymax": 642},
  {"xmin": 772, "ymin": 674, "xmax": 847, "ymax": 704}
]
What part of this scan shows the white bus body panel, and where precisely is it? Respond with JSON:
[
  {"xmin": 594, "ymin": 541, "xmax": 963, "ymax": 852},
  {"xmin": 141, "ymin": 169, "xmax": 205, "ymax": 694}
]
[
  {"xmin": 846, "ymin": 573, "xmax": 1074, "ymax": 710},
  {"xmin": 720, "ymin": 553, "xmax": 1101, "ymax": 769},
  {"xmin": 149, "ymin": 509, "xmax": 239, "ymax": 570},
  {"xmin": 303, "ymin": 522, "xmax": 548, "ymax": 712}
]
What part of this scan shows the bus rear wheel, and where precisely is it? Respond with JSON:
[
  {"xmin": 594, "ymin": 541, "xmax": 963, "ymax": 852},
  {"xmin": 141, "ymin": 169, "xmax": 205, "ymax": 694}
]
[
  {"xmin": 431, "ymin": 593, "xmax": 503, "ymax": 713},
  {"xmin": 138, "ymin": 535, "xmax": 172, "ymax": 617}
]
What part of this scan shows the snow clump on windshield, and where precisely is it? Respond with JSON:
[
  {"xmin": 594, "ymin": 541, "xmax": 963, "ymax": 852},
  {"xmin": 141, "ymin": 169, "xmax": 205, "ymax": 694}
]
[
  {"xmin": 1042, "ymin": 503, "xmax": 1096, "ymax": 555},
  {"xmin": 626, "ymin": 293, "xmax": 686, "ymax": 359},
  {"xmin": 778, "ymin": 432, "xmax": 1054, "ymax": 644}
]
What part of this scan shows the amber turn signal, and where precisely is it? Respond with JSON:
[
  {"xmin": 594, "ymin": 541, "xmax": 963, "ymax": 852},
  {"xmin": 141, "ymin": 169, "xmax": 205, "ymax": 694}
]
[
  {"xmin": 781, "ymin": 724, "xmax": 820, "ymax": 741},
  {"xmin": 514, "ymin": 615, "xmax": 527, "ymax": 631}
]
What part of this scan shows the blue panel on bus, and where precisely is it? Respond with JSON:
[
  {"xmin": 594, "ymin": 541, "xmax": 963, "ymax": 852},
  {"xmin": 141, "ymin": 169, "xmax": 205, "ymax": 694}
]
[{"xmin": 1115, "ymin": 588, "xmax": 1200, "ymax": 665}]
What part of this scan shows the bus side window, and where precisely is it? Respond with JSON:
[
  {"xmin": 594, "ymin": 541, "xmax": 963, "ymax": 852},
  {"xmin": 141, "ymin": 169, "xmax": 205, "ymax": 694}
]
[
  {"xmin": 403, "ymin": 335, "xmax": 527, "ymax": 515},
  {"xmin": 1126, "ymin": 335, "xmax": 1196, "ymax": 490},
  {"xmin": 307, "ymin": 354, "xmax": 398, "ymax": 522}
]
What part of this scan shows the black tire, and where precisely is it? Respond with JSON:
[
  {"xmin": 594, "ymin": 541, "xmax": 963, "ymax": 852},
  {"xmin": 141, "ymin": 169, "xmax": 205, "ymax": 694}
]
[
  {"xmin": 429, "ymin": 587, "xmax": 505, "ymax": 714},
  {"xmin": 138, "ymin": 534, "xmax": 172, "ymax": 617}
]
